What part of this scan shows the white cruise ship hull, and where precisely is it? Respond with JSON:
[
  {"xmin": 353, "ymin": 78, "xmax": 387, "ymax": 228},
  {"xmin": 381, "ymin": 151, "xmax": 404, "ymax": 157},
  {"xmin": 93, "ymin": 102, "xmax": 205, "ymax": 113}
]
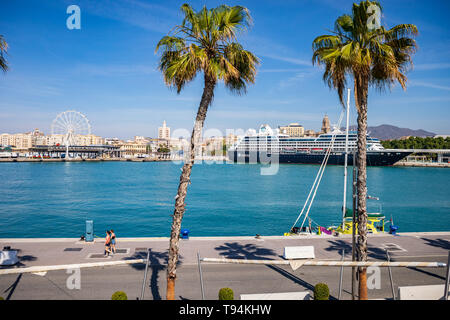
[{"xmin": 228, "ymin": 150, "xmax": 412, "ymax": 166}]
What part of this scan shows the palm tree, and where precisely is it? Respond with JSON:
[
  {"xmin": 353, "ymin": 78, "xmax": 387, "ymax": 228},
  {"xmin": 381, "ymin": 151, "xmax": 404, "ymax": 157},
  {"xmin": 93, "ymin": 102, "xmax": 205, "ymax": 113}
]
[
  {"xmin": 312, "ymin": 0, "xmax": 417, "ymax": 300},
  {"xmin": 156, "ymin": 4, "xmax": 259, "ymax": 300},
  {"xmin": 0, "ymin": 35, "xmax": 9, "ymax": 72}
]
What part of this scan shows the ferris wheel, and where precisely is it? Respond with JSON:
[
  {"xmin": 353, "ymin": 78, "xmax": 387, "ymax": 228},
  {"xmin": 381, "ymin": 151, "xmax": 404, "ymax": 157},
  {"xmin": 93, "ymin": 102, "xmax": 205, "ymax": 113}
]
[{"xmin": 51, "ymin": 110, "xmax": 91, "ymax": 158}]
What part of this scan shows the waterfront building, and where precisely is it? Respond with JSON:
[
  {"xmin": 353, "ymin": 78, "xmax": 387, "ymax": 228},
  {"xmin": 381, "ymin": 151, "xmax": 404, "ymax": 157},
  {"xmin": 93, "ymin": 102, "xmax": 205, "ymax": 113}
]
[
  {"xmin": 0, "ymin": 133, "xmax": 33, "ymax": 149},
  {"xmin": 1, "ymin": 130, "xmax": 106, "ymax": 149},
  {"xmin": 119, "ymin": 142, "xmax": 148, "ymax": 157},
  {"xmin": 169, "ymin": 138, "xmax": 189, "ymax": 152},
  {"xmin": 33, "ymin": 135, "xmax": 47, "ymax": 146},
  {"xmin": 134, "ymin": 136, "xmax": 149, "ymax": 144},
  {"xmin": 105, "ymin": 137, "xmax": 123, "ymax": 146},
  {"xmin": 29, "ymin": 128, "xmax": 44, "ymax": 137},
  {"xmin": 204, "ymin": 136, "xmax": 226, "ymax": 156},
  {"xmin": 158, "ymin": 121, "xmax": 171, "ymax": 140},
  {"xmin": 226, "ymin": 133, "xmax": 239, "ymax": 149},
  {"xmin": 45, "ymin": 134, "xmax": 65, "ymax": 146},
  {"xmin": 305, "ymin": 129, "xmax": 318, "ymax": 137},
  {"xmin": 0, "ymin": 133, "xmax": 10, "ymax": 147},
  {"xmin": 76, "ymin": 134, "xmax": 105, "ymax": 146},
  {"xmin": 279, "ymin": 123, "xmax": 305, "ymax": 137}
]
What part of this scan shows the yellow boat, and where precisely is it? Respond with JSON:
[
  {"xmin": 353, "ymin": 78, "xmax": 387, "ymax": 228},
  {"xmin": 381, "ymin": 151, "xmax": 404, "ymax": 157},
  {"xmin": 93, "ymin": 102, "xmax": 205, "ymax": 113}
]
[
  {"xmin": 284, "ymin": 209, "xmax": 388, "ymax": 236},
  {"xmin": 326, "ymin": 209, "xmax": 386, "ymax": 235}
]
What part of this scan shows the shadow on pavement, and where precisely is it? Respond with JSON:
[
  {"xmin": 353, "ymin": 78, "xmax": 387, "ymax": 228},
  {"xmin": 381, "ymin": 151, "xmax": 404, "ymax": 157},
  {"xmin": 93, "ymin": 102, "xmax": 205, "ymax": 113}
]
[
  {"xmin": 406, "ymin": 267, "xmax": 446, "ymax": 281},
  {"xmin": 214, "ymin": 242, "xmax": 276, "ymax": 260},
  {"xmin": 325, "ymin": 240, "xmax": 388, "ymax": 260},
  {"xmin": 123, "ymin": 249, "xmax": 182, "ymax": 300},
  {"xmin": 266, "ymin": 265, "xmax": 338, "ymax": 300},
  {"xmin": 421, "ymin": 238, "xmax": 450, "ymax": 250},
  {"xmin": 2, "ymin": 274, "xmax": 22, "ymax": 300}
]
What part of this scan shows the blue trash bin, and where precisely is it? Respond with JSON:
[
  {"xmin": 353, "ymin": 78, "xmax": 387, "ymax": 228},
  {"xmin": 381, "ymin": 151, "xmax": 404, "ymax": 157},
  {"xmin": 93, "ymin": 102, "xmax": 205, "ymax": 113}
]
[
  {"xmin": 85, "ymin": 220, "xmax": 94, "ymax": 242},
  {"xmin": 389, "ymin": 225, "xmax": 398, "ymax": 235},
  {"xmin": 181, "ymin": 229, "xmax": 189, "ymax": 239}
]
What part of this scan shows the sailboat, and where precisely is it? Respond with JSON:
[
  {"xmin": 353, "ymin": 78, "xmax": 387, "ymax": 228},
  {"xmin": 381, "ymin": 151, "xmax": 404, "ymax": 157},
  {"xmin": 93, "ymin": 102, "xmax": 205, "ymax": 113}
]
[
  {"xmin": 286, "ymin": 89, "xmax": 395, "ymax": 237},
  {"xmin": 326, "ymin": 202, "xmax": 387, "ymax": 235}
]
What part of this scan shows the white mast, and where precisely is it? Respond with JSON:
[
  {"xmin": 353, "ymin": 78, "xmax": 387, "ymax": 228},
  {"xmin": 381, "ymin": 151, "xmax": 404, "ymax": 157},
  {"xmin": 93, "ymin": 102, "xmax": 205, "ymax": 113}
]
[{"xmin": 342, "ymin": 88, "xmax": 351, "ymax": 228}]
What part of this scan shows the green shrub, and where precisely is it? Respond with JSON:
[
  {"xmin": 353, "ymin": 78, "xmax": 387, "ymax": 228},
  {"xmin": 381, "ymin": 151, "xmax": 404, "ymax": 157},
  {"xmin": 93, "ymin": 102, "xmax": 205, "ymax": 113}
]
[
  {"xmin": 0, "ymin": 297, "xmax": 4, "ymax": 300},
  {"xmin": 111, "ymin": 291, "xmax": 128, "ymax": 300},
  {"xmin": 314, "ymin": 283, "xmax": 329, "ymax": 300},
  {"xmin": 218, "ymin": 288, "xmax": 234, "ymax": 300}
]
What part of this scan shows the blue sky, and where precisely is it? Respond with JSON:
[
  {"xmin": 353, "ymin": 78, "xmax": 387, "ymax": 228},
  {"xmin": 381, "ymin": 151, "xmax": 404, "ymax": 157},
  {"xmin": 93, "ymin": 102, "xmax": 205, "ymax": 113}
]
[{"xmin": 0, "ymin": 0, "xmax": 449, "ymax": 139}]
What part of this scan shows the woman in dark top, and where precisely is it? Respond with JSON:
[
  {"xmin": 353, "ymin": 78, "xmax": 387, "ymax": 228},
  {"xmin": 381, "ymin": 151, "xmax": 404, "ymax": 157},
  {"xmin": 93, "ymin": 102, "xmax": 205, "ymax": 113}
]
[{"xmin": 110, "ymin": 229, "xmax": 116, "ymax": 254}]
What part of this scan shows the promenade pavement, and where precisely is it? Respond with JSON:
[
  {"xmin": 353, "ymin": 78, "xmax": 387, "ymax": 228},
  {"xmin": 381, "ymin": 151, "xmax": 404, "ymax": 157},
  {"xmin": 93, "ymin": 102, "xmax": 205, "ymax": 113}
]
[{"xmin": 0, "ymin": 232, "xmax": 448, "ymax": 300}]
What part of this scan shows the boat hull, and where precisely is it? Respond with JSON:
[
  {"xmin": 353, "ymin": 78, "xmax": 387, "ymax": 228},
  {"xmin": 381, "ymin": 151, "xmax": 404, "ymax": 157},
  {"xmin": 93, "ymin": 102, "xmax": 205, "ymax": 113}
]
[{"xmin": 227, "ymin": 150, "xmax": 412, "ymax": 166}]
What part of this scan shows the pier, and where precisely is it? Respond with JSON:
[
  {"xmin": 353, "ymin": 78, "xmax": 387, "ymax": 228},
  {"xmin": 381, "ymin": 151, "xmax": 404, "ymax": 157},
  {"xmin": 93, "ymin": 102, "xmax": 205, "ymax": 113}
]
[
  {"xmin": 393, "ymin": 149, "xmax": 450, "ymax": 168},
  {"xmin": 28, "ymin": 145, "xmax": 122, "ymax": 159},
  {"xmin": 0, "ymin": 232, "xmax": 448, "ymax": 300}
]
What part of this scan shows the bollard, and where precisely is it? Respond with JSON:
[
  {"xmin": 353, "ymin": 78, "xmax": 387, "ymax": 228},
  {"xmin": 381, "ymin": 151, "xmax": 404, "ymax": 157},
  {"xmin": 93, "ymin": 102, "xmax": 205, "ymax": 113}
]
[{"xmin": 85, "ymin": 220, "xmax": 94, "ymax": 242}]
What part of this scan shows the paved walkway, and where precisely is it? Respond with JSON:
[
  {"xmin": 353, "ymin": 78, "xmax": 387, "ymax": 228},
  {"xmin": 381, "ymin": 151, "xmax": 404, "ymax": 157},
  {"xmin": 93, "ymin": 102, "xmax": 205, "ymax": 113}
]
[
  {"xmin": 0, "ymin": 232, "xmax": 448, "ymax": 300},
  {"xmin": 1, "ymin": 232, "xmax": 449, "ymax": 268}
]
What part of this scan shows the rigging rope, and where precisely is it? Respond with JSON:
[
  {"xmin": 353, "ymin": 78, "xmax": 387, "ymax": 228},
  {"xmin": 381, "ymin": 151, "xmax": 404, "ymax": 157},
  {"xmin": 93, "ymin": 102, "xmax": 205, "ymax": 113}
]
[{"xmin": 289, "ymin": 109, "xmax": 346, "ymax": 233}]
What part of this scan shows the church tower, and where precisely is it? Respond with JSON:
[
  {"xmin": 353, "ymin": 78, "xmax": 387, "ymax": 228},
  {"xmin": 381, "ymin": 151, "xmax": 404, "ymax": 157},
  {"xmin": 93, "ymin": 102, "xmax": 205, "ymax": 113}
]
[{"xmin": 321, "ymin": 115, "xmax": 331, "ymax": 134}]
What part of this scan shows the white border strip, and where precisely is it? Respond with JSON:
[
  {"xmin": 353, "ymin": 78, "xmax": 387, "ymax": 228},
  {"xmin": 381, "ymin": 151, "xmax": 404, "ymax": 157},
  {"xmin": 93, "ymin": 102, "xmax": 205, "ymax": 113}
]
[
  {"xmin": 201, "ymin": 258, "xmax": 447, "ymax": 268},
  {"xmin": 0, "ymin": 259, "xmax": 146, "ymax": 275}
]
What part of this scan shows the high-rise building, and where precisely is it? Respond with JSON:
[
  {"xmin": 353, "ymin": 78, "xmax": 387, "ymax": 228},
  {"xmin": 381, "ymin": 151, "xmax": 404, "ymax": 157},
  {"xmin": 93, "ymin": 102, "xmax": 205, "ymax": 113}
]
[
  {"xmin": 279, "ymin": 123, "xmax": 305, "ymax": 137},
  {"xmin": 158, "ymin": 120, "xmax": 170, "ymax": 140},
  {"xmin": 321, "ymin": 115, "xmax": 331, "ymax": 134}
]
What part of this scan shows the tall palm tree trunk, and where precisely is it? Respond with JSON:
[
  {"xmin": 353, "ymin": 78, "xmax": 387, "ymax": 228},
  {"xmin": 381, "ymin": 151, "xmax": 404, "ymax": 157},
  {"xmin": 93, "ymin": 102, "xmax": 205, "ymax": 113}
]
[
  {"xmin": 355, "ymin": 74, "xmax": 369, "ymax": 300},
  {"xmin": 166, "ymin": 75, "xmax": 216, "ymax": 300}
]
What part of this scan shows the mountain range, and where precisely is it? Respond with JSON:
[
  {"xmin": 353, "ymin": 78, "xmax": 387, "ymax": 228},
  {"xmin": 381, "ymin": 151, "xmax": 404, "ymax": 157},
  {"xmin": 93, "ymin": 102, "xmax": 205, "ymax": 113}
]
[{"xmin": 344, "ymin": 124, "xmax": 435, "ymax": 140}]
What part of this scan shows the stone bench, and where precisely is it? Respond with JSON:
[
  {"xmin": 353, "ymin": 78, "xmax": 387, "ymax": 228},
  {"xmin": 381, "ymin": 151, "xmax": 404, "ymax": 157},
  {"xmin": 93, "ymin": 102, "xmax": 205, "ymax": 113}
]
[
  {"xmin": 283, "ymin": 246, "xmax": 315, "ymax": 260},
  {"xmin": 398, "ymin": 285, "xmax": 447, "ymax": 300}
]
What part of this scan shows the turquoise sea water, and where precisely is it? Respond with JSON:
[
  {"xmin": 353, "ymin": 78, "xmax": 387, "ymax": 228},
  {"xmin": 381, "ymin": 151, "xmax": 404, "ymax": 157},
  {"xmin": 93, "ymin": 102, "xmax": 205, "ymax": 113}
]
[{"xmin": 0, "ymin": 162, "xmax": 449, "ymax": 238}]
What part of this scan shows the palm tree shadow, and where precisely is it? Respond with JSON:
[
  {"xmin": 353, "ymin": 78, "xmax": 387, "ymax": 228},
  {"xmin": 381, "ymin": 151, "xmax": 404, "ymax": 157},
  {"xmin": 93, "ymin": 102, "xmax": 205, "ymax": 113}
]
[
  {"xmin": 421, "ymin": 238, "xmax": 450, "ymax": 250},
  {"xmin": 213, "ymin": 243, "xmax": 339, "ymax": 299},
  {"xmin": 214, "ymin": 242, "xmax": 276, "ymax": 260},
  {"xmin": 266, "ymin": 265, "xmax": 338, "ymax": 300},
  {"xmin": 123, "ymin": 249, "xmax": 182, "ymax": 300},
  {"xmin": 2, "ymin": 274, "xmax": 22, "ymax": 300},
  {"xmin": 325, "ymin": 240, "xmax": 387, "ymax": 260}
]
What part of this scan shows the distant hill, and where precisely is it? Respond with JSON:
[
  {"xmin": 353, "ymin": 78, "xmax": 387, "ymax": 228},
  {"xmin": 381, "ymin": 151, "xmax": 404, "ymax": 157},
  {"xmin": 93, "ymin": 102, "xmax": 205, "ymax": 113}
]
[{"xmin": 343, "ymin": 124, "xmax": 435, "ymax": 140}]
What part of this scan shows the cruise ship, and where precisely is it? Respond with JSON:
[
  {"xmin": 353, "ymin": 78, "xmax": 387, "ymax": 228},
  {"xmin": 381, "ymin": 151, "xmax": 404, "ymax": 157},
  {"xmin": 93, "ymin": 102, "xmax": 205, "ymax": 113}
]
[{"xmin": 228, "ymin": 124, "xmax": 412, "ymax": 166}]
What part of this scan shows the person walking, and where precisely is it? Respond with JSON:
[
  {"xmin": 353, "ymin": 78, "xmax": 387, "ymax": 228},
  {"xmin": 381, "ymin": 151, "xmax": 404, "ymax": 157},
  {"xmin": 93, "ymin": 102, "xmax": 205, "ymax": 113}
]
[
  {"xmin": 104, "ymin": 230, "xmax": 111, "ymax": 256},
  {"xmin": 110, "ymin": 229, "xmax": 116, "ymax": 254}
]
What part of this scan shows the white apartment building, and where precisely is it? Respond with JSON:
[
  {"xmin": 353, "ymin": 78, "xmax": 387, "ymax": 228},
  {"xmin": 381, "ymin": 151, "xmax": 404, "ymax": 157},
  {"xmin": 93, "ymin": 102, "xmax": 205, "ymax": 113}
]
[
  {"xmin": 134, "ymin": 136, "xmax": 149, "ymax": 144},
  {"xmin": 0, "ymin": 131, "xmax": 105, "ymax": 149},
  {"xmin": 1, "ymin": 133, "xmax": 10, "ymax": 147},
  {"xmin": 158, "ymin": 121, "xmax": 171, "ymax": 140},
  {"xmin": 0, "ymin": 133, "xmax": 32, "ymax": 149},
  {"xmin": 76, "ymin": 134, "xmax": 105, "ymax": 146}
]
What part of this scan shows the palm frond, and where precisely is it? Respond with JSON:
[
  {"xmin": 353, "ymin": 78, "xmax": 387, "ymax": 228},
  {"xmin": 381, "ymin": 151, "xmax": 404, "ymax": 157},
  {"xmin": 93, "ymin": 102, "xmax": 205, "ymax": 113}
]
[
  {"xmin": 312, "ymin": 0, "xmax": 418, "ymax": 101},
  {"xmin": 0, "ymin": 35, "xmax": 9, "ymax": 73},
  {"xmin": 156, "ymin": 4, "xmax": 258, "ymax": 95}
]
